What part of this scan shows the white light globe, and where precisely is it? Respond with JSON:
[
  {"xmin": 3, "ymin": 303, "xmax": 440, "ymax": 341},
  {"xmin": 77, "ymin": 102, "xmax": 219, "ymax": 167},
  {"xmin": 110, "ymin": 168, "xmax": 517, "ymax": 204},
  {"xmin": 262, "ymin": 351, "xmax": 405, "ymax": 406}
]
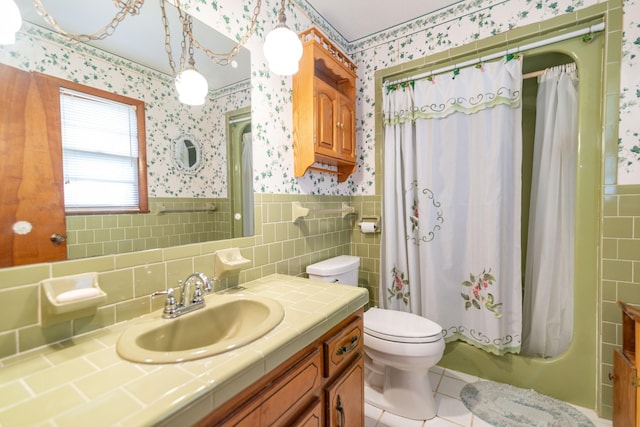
[
  {"xmin": 0, "ymin": 0, "xmax": 22, "ymax": 45},
  {"xmin": 263, "ymin": 26, "xmax": 302, "ymax": 76},
  {"xmin": 175, "ymin": 68, "xmax": 208, "ymax": 106}
]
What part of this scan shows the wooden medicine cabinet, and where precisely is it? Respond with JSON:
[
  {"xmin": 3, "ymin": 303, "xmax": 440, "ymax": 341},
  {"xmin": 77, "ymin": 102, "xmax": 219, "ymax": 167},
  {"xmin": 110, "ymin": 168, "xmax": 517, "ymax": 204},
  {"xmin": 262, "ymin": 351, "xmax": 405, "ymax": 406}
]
[{"xmin": 292, "ymin": 27, "xmax": 357, "ymax": 182}]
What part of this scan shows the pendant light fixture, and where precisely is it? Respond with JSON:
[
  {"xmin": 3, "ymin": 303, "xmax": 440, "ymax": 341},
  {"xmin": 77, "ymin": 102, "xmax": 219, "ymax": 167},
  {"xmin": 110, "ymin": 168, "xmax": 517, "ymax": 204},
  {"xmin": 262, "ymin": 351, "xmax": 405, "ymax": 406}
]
[
  {"xmin": 175, "ymin": 65, "xmax": 208, "ymax": 106},
  {"xmin": 0, "ymin": 0, "xmax": 22, "ymax": 45},
  {"xmin": 173, "ymin": 13, "xmax": 208, "ymax": 106},
  {"xmin": 263, "ymin": 0, "xmax": 302, "ymax": 76}
]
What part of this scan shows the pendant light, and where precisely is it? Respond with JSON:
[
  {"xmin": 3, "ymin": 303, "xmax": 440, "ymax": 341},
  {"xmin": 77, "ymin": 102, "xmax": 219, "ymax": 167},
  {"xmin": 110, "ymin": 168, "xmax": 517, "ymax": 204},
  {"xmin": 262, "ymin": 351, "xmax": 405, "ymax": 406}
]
[
  {"xmin": 175, "ymin": 65, "xmax": 208, "ymax": 106},
  {"xmin": 0, "ymin": 0, "xmax": 22, "ymax": 45},
  {"xmin": 167, "ymin": 6, "xmax": 209, "ymax": 106},
  {"xmin": 263, "ymin": 0, "xmax": 302, "ymax": 76}
]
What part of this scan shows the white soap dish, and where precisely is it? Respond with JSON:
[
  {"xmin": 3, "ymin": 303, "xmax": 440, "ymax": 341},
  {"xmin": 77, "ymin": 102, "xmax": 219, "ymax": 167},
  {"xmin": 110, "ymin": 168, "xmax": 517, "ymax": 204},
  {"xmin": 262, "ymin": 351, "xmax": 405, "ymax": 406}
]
[
  {"xmin": 40, "ymin": 272, "xmax": 107, "ymax": 325},
  {"xmin": 214, "ymin": 248, "xmax": 251, "ymax": 279}
]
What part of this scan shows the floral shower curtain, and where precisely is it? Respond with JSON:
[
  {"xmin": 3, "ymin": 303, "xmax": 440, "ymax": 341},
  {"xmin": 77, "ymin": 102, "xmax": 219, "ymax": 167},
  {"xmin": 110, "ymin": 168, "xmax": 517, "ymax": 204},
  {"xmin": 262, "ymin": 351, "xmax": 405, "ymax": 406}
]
[
  {"xmin": 522, "ymin": 64, "xmax": 578, "ymax": 358},
  {"xmin": 381, "ymin": 58, "xmax": 524, "ymax": 355}
]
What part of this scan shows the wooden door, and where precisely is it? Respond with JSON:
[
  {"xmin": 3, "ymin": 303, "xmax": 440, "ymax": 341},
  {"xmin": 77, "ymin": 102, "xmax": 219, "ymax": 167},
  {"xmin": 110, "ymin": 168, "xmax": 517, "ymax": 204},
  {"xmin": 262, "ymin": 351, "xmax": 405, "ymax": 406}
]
[
  {"xmin": 0, "ymin": 64, "xmax": 67, "ymax": 267},
  {"xmin": 613, "ymin": 348, "xmax": 636, "ymax": 427},
  {"xmin": 325, "ymin": 355, "xmax": 364, "ymax": 427}
]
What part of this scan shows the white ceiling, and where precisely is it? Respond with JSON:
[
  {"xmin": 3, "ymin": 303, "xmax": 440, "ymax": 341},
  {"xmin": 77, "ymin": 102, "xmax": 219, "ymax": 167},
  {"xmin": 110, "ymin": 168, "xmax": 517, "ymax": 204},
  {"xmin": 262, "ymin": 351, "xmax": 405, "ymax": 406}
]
[{"xmin": 305, "ymin": 0, "xmax": 464, "ymax": 42}]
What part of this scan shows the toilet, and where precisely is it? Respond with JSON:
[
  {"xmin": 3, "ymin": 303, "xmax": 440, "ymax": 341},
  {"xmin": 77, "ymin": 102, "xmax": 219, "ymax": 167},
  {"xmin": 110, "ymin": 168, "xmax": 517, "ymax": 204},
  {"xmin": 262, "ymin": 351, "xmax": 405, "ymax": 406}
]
[{"xmin": 306, "ymin": 255, "xmax": 445, "ymax": 420}]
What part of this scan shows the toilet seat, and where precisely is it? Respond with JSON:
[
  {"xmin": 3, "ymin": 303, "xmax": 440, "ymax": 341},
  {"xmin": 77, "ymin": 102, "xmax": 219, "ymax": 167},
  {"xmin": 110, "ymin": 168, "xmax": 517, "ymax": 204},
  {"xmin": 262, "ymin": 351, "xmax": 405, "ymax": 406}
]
[{"xmin": 364, "ymin": 308, "xmax": 443, "ymax": 344}]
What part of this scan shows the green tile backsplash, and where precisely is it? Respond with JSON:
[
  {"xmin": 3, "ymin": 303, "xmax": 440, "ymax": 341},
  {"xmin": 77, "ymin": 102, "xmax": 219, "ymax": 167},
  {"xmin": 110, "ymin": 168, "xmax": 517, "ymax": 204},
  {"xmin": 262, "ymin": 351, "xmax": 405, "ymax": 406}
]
[
  {"xmin": 600, "ymin": 184, "xmax": 640, "ymax": 419},
  {"xmin": 65, "ymin": 197, "xmax": 230, "ymax": 259},
  {"xmin": 0, "ymin": 194, "xmax": 375, "ymax": 359}
]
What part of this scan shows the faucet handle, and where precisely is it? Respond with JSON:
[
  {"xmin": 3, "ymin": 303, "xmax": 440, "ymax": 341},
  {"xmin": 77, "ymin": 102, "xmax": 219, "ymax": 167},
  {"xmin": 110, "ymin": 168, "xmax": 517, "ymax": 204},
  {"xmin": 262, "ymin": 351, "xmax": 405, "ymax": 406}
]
[
  {"xmin": 196, "ymin": 272, "xmax": 212, "ymax": 293},
  {"xmin": 192, "ymin": 283, "xmax": 204, "ymax": 304},
  {"xmin": 151, "ymin": 288, "xmax": 177, "ymax": 316}
]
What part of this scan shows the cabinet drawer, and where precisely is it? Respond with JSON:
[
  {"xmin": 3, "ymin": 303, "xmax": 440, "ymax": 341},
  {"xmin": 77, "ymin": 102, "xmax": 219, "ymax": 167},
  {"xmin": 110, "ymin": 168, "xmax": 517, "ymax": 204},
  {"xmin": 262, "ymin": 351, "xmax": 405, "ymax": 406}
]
[{"xmin": 323, "ymin": 317, "xmax": 363, "ymax": 377}]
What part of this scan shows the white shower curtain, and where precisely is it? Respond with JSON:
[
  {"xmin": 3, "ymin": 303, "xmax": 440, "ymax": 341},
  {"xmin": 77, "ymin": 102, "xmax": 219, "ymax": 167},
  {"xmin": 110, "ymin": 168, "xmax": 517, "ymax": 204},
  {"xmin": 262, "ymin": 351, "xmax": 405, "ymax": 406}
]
[
  {"xmin": 522, "ymin": 64, "xmax": 578, "ymax": 357},
  {"xmin": 381, "ymin": 58, "xmax": 523, "ymax": 355}
]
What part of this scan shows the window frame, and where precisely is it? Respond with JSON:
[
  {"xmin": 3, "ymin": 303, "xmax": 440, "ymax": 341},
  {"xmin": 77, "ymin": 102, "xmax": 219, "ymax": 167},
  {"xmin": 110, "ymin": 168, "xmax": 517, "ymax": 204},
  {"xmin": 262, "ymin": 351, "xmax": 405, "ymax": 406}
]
[{"xmin": 36, "ymin": 73, "xmax": 148, "ymax": 214}]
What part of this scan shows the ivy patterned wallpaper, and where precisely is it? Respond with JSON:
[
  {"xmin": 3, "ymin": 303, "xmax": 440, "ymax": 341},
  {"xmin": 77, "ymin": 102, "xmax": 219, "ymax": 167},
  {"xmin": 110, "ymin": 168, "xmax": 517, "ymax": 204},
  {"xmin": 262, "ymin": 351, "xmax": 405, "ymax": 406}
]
[
  {"xmin": 0, "ymin": 23, "xmax": 251, "ymax": 199},
  {"xmin": 619, "ymin": 0, "xmax": 640, "ymax": 183},
  {"xmin": 187, "ymin": 0, "xmax": 640, "ymax": 191},
  {"xmin": 1, "ymin": 0, "xmax": 639, "ymax": 196}
]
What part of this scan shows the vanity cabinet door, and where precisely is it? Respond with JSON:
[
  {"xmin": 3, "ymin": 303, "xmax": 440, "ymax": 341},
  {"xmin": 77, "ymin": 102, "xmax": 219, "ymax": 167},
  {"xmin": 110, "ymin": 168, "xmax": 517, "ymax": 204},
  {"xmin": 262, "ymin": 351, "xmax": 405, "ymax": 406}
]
[
  {"xmin": 290, "ymin": 398, "xmax": 322, "ymax": 427},
  {"xmin": 196, "ymin": 309, "xmax": 364, "ymax": 427},
  {"xmin": 325, "ymin": 355, "xmax": 364, "ymax": 427},
  {"xmin": 613, "ymin": 348, "xmax": 637, "ymax": 427}
]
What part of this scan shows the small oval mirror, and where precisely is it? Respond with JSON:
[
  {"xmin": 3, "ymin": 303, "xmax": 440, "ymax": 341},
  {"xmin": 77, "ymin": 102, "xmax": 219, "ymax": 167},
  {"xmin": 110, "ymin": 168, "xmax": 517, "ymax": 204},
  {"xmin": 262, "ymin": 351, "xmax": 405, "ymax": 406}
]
[{"xmin": 172, "ymin": 134, "xmax": 203, "ymax": 174}]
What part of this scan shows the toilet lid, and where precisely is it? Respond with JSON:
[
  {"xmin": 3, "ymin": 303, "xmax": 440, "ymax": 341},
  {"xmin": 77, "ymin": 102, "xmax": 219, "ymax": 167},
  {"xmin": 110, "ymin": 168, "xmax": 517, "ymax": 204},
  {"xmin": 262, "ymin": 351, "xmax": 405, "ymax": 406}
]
[{"xmin": 364, "ymin": 307, "xmax": 443, "ymax": 343}]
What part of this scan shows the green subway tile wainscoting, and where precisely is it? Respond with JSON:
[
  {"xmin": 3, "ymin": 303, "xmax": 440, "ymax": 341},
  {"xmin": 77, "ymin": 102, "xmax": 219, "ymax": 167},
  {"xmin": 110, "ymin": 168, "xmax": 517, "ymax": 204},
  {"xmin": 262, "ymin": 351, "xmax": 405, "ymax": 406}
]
[
  {"xmin": 65, "ymin": 198, "xmax": 232, "ymax": 259},
  {"xmin": 0, "ymin": 194, "xmax": 365, "ymax": 359},
  {"xmin": 600, "ymin": 186, "xmax": 640, "ymax": 416}
]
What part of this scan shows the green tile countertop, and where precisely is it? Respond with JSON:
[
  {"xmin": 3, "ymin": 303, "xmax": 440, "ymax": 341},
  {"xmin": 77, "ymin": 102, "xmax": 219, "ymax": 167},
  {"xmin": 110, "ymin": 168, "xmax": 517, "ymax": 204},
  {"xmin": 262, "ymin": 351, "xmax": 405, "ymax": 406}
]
[{"xmin": 0, "ymin": 274, "xmax": 369, "ymax": 427}]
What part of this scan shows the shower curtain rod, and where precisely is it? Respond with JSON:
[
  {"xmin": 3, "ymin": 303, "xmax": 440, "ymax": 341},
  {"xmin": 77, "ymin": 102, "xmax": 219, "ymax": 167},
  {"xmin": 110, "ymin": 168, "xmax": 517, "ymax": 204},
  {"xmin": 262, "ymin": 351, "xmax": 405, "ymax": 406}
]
[
  {"xmin": 384, "ymin": 21, "xmax": 605, "ymax": 86},
  {"xmin": 229, "ymin": 116, "xmax": 251, "ymax": 125}
]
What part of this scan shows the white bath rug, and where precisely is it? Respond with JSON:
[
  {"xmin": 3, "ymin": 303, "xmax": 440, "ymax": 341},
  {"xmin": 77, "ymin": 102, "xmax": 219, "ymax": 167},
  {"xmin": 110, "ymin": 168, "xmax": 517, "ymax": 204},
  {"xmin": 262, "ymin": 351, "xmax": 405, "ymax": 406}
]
[{"xmin": 460, "ymin": 381, "xmax": 595, "ymax": 427}]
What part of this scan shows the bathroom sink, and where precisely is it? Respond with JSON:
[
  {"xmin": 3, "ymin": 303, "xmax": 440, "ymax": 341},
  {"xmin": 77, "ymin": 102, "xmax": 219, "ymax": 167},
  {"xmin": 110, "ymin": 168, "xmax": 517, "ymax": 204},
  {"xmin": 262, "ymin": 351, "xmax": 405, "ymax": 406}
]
[{"xmin": 116, "ymin": 294, "xmax": 285, "ymax": 363}]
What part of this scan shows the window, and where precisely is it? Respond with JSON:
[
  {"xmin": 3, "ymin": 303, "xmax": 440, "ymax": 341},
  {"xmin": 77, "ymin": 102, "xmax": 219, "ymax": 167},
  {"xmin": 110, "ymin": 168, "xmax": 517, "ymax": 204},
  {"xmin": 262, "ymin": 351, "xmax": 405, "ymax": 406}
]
[{"xmin": 54, "ymin": 83, "xmax": 147, "ymax": 213}]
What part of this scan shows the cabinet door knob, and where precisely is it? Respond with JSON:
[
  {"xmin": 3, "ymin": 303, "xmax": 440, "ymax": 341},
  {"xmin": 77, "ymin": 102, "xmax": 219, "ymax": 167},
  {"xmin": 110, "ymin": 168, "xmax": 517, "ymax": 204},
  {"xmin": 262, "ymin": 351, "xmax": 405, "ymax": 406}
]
[{"xmin": 50, "ymin": 233, "xmax": 66, "ymax": 244}]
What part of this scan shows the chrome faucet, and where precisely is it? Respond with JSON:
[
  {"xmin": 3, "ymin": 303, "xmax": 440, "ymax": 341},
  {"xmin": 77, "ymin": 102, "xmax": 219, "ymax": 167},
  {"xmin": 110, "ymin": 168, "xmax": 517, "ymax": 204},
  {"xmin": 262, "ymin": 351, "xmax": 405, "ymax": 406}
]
[{"xmin": 151, "ymin": 272, "xmax": 212, "ymax": 319}]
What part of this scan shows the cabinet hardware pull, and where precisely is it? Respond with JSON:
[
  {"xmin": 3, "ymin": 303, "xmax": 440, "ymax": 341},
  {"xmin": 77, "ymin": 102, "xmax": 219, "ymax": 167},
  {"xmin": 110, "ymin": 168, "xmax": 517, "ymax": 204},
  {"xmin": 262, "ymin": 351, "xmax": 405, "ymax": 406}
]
[
  {"xmin": 336, "ymin": 395, "xmax": 345, "ymax": 427},
  {"xmin": 336, "ymin": 336, "xmax": 358, "ymax": 356}
]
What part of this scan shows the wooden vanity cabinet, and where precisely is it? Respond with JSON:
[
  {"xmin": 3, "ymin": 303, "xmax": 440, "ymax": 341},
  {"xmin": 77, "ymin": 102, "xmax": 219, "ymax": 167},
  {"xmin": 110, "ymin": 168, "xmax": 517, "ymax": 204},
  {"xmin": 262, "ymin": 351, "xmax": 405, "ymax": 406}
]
[
  {"xmin": 613, "ymin": 301, "xmax": 640, "ymax": 427},
  {"xmin": 292, "ymin": 27, "xmax": 357, "ymax": 183},
  {"xmin": 197, "ymin": 308, "xmax": 364, "ymax": 426}
]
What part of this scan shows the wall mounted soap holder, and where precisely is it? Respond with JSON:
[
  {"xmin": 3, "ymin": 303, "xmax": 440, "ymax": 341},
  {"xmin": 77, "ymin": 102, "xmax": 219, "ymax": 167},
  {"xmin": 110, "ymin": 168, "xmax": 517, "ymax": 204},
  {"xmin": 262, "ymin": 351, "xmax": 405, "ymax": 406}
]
[
  {"xmin": 40, "ymin": 272, "xmax": 107, "ymax": 326},
  {"xmin": 214, "ymin": 248, "xmax": 251, "ymax": 279}
]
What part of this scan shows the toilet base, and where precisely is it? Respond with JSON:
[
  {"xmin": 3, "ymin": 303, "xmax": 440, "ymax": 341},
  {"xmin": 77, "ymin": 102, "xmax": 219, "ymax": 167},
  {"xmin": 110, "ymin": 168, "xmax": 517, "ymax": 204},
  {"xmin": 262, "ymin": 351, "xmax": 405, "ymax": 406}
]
[{"xmin": 364, "ymin": 365, "xmax": 437, "ymax": 420}]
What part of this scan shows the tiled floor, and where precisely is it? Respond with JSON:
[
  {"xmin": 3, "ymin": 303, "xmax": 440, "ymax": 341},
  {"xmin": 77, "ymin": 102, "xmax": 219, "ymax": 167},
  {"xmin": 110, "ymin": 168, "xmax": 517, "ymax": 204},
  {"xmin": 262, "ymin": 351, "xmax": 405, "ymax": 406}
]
[{"xmin": 364, "ymin": 366, "xmax": 613, "ymax": 427}]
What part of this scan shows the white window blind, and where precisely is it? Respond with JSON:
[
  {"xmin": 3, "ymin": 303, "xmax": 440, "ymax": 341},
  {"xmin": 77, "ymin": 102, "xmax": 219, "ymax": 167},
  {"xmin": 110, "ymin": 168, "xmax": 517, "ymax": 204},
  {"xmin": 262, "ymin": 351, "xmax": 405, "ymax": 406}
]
[{"xmin": 60, "ymin": 88, "xmax": 140, "ymax": 211}]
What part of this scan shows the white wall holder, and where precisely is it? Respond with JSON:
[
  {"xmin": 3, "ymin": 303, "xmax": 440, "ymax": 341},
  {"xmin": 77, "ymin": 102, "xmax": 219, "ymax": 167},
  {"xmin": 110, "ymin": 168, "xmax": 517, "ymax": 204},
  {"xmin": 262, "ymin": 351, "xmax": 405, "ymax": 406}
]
[
  {"xmin": 291, "ymin": 201, "xmax": 356, "ymax": 222},
  {"xmin": 214, "ymin": 248, "xmax": 251, "ymax": 280},
  {"xmin": 39, "ymin": 272, "xmax": 107, "ymax": 326}
]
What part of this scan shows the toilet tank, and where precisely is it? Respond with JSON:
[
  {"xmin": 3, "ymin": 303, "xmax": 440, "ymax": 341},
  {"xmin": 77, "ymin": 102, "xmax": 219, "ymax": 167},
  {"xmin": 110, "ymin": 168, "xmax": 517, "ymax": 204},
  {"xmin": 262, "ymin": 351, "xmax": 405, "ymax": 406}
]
[{"xmin": 306, "ymin": 255, "xmax": 360, "ymax": 286}]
